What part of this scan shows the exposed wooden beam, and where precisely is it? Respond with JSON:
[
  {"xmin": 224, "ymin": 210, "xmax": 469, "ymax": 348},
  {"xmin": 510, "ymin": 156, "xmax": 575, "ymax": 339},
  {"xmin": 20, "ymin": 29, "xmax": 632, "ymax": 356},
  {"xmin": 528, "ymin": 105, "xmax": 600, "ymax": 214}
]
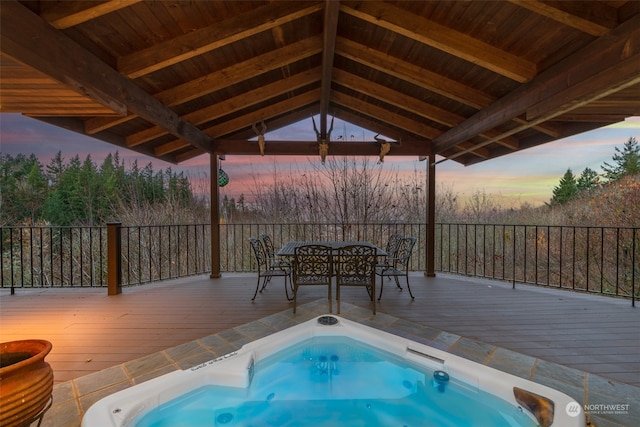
[
  {"xmin": 332, "ymin": 91, "xmax": 442, "ymax": 139},
  {"xmin": 0, "ymin": 1, "xmax": 213, "ymax": 153},
  {"xmin": 341, "ymin": 2, "xmax": 536, "ymax": 83},
  {"xmin": 319, "ymin": 0, "xmax": 340, "ymax": 136},
  {"xmin": 157, "ymin": 89, "xmax": 321, "ymax": 157},
  {"xmin": 209, "ymin": 139, "xmax": 430, "ymax": 157},
  {"xmin": 526, "ymin": 55, "xmax": 640, "ymax": 121},
  {"xmin": 333, "ymin": 68, "xmax": 519, "ymax": 150},
  {"xmin": 432, "ymin": 14, "xmax": 640, "ymax": 155},
  {"xmin": 332, "ymin": 107, "xmax": 419, "ymax": 143},
  {"xmin": 336, "ymin": 37, "xmax": 558, "ymax": 139},
  {"xmin": 128, "ymin": 67, "xmax": 321, "ymax": 147},
  {"xmin": 507, "ymin": 0, "xmax": 614, "ymax": 37},
  {"xmin": 119, "ymin": 2, "xmax": 323, "ymax": 78},
  {"xmin": 86, "ymin": 35, "xmax": 323, "ymax": 134},
  {"xmin": 336, "ymin": 37, "xmax": 493, "ymax": 109},
  {"xmin": 40, "ymin": 0, "xmax": 141, "ymax": 30}
]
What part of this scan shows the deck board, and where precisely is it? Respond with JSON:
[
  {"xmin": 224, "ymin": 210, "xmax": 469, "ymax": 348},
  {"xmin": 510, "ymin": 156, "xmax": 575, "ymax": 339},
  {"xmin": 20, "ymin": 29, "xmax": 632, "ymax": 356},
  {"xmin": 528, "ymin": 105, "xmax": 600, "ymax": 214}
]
[{"xmin": 1, "ymin": 273, "xmax": 638, "ymax": 387}]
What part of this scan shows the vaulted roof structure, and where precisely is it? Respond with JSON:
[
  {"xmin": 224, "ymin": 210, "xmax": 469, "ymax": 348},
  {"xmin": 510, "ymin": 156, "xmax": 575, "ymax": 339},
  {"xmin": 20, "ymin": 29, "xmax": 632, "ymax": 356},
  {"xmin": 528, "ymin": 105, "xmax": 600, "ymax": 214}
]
[{"xmin": 1, "ymin": 0, "xmax": 639, "ymax": 166}]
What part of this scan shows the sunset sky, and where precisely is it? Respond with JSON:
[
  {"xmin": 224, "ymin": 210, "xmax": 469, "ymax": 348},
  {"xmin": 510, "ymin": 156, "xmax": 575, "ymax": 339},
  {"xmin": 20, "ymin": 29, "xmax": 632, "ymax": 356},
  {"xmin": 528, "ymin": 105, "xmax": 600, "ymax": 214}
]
[{"xmin": 1, "ymin": 113, "xmax": 638, "ymax": 207}]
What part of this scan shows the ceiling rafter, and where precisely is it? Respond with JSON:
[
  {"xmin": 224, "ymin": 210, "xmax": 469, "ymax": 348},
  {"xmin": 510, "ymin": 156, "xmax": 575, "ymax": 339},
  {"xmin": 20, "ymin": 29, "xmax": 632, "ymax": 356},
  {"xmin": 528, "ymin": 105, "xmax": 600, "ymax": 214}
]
[
  {"xmin": 318, "ymin": 0, "xmax": 341, "ymax": 137},
  {"xmin": 336, "ymin": 37, "xmax": 559, "ymax": 141},
  {"xmin": 85, "ymin": 35, "xmax": 323, "ymax": 134},
  {"xmin": 432, "ymin": 14, "xmax": 640, "ymax": 155},
  {"xmin": 119, "ymin": 2, "xmax": 323, "ymax": 78},
  {"xmin": 507, "ymin": 0, "xmax": 615, "ymax": 36},
  {"xmin": 40, "ymin": 0, "xmax": 142, "ymax": 30},
  {"xmin": 157, "ymin": 89, "xmax": 321, "ymax": 157},
  {"xmin": 332, "ymin": 68, "xmax": 519, "ymax": 150},
  {"xmin": 1, "ymin": 1, "xmax": 213, "ymax": 153},
  {"xmin": 341, "ymin": 2, "xmax": 536, "ymax": 83},
  {"xmin": 127, "ymin": 67, "xmax": 322, "ymax": 148}
]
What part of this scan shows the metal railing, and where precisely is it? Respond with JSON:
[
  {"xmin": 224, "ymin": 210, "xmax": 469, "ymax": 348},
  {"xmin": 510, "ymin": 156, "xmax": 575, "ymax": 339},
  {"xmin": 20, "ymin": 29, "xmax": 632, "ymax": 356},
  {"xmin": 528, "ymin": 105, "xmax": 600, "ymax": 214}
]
[{"xmin": 2, "ymin": 223, "xmax": 638, "ymax": 304}]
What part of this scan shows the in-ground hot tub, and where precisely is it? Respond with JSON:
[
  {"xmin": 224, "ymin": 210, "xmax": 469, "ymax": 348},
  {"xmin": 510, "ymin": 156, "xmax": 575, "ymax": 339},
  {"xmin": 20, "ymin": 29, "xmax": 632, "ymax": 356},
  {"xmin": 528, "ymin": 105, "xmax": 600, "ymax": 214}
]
[{"xmin": 83, "ymin": 315, "xmax": 585, "ymax": 427}]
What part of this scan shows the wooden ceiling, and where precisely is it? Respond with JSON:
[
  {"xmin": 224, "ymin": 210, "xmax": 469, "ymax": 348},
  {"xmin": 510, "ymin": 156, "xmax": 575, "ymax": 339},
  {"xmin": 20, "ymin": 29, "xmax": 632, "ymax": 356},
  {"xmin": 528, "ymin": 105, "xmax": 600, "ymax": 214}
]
[{"xmin": 1, "ymin": 0, "xmax": 639, "ymax": 165}]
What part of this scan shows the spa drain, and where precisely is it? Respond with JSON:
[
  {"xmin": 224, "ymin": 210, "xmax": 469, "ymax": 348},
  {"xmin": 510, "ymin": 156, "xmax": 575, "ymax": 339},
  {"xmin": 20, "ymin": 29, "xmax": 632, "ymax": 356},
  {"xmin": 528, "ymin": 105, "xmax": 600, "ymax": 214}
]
[
  {"xmin": 317, "ymin": 315, "xmax": 338, "ymax": 325},
  {"xmin": 216, "ymin": 412, "xmax": 233, "ymax": 424}
]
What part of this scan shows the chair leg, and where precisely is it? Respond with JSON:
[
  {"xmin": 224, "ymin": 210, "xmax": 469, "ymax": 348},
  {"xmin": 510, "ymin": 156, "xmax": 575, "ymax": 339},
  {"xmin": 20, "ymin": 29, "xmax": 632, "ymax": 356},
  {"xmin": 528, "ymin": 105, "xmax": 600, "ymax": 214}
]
[
  {"xmin": 260, "ymin": 276, "xmax": 269, "ymax": 292},
  {"xmin": 372, "ymin": 284, "xmax": 376, "ymax": 315},
  {"xmin": 284, "ymin": 275, "xmax": 293, "ymax": 301},
  {"xmin": 251, "ymin": 276, "xmax": 261, "ymax": 301},
  {"xmin": 394, "ymin": 276, "xmax": 403, "ymax": 290},
  {"xmin": 405, "ymin": 275, "xmax": 415, "ymax": 299},
  {"xmin": 377, "ymin": 275, "xmax": 384, "ymax": 301},
  {"xmin": 293, "ymin": 284, "xmax": 298, "ymax": 314}
]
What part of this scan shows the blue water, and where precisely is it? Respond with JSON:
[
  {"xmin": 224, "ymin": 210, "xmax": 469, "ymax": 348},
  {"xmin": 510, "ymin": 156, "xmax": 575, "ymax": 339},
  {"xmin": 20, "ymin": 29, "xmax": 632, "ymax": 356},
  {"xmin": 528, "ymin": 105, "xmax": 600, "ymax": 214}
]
[{"xmin": 135, "ymin": 336, "xmax": 537, "ymax": 426}]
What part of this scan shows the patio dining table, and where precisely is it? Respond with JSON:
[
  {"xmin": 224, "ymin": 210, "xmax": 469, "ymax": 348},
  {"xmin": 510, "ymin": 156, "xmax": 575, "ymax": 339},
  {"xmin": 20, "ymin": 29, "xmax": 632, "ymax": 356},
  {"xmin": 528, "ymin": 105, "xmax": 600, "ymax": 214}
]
[{"xmin": 276, "ymin": 240, "xmax": 387, "ymax": 257}]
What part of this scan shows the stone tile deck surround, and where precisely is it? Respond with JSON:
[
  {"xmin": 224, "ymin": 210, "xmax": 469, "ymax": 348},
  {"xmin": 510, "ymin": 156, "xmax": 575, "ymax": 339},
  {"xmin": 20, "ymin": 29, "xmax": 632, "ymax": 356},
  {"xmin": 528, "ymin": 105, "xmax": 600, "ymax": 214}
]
[{"xmin": 43, "ymin": 301, "xmax": 638, "ymax": 427}]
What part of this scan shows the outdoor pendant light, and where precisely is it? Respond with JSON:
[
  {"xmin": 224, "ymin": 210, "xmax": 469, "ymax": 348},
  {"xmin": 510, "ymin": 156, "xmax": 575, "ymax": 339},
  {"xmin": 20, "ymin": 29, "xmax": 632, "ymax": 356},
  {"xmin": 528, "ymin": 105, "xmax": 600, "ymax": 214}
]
[{"xmin": 218, "ymin": 168, "xmax": 229, "ymax": 187}]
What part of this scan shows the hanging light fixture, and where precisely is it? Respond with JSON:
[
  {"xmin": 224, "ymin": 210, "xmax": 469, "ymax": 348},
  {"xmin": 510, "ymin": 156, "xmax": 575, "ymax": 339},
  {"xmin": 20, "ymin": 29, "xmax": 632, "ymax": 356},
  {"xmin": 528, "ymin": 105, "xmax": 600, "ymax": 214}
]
[
  {"xmin": 218, "ymin": 155, "xmax": 229, "ymax": 187},
  {"xmin": 218, "ymin": 168, "xmax": 229, "ymax": 187}
]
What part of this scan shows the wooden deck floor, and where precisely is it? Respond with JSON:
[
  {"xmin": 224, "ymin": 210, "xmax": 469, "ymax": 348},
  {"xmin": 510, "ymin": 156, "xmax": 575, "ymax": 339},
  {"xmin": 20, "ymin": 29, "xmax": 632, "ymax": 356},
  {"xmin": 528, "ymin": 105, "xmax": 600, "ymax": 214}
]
[{"xmin": 1, "ymin": 272, "xmax": 638, "ymax": 388}]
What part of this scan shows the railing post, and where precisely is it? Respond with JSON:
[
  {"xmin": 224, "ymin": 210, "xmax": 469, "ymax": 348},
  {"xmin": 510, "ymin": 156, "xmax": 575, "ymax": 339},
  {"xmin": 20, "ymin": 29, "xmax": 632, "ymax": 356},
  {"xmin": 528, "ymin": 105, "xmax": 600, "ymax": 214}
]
[{"xmin": 107, "ymin": 222, "xmax": 122, "ymax": 295}]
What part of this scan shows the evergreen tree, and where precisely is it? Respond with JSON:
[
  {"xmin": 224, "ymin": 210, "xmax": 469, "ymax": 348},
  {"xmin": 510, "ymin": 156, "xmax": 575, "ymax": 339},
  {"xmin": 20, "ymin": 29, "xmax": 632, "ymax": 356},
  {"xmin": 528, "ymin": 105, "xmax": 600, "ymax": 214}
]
[
  {"xmin": 602, "ymin": 137, "xmax": 640, "ymax": 181},
  {"xmin": 576, "ymin": 167, "xmax": 599, "ymax": 192},
  {"xmin": 550, "ymin": 169, "xmax": 577, "ymax": 205}
]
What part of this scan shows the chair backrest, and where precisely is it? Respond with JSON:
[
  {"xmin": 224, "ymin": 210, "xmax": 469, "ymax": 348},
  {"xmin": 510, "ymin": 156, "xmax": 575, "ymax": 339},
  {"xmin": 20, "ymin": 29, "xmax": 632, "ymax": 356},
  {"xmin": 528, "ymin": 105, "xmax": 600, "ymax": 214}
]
[
  {"xmin": 248, "ymin": 237, "xmax": 268, "ymax": 269},
  {"xmin": 384, "ymin": 233, "xmax": 404, "ymax": 259},
  {"xmin": 293, "ymin": 244, "xmax": 332, "ymax": 279},
  {"xmin": 396, "ymin": 237, "xmax": 417, "ymax": 269},
  {"xmin": 259, "ymin": 233, "xmax": 275, "ymax": 259},
  {"xmin": 336, "ymin": 245, "xmax": 376, "ymax": 281}
]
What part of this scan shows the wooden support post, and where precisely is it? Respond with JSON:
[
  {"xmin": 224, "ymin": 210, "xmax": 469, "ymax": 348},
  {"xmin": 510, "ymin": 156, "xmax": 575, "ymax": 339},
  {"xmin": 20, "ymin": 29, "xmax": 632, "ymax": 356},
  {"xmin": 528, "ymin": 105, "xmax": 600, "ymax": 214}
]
[
  {"xmin": 106, "ymin": 222, "xmax": 122, "ymax": 295},
  {"xmin": 210, "ymin": 154, "xmax": 221, "ymax": 278},
  {"xmin": 426, "ymin": 153, "xmax": 436, "ymax": 277}
]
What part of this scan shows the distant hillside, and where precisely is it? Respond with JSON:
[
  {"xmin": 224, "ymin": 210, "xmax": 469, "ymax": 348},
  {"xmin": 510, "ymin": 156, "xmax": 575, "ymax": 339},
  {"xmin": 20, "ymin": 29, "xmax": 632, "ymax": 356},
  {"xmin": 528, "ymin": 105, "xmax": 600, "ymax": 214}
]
[{"xmin": 515, "ymin": 173, "xmax": 640, "ymax": 227}]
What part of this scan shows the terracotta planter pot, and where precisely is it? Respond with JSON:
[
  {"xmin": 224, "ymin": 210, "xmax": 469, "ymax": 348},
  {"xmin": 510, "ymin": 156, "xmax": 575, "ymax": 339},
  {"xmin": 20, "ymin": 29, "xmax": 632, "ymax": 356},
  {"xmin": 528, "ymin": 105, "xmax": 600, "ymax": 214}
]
[{"xmin": 0, "ymin": 340, "xmax": 54, "ymax": 427}]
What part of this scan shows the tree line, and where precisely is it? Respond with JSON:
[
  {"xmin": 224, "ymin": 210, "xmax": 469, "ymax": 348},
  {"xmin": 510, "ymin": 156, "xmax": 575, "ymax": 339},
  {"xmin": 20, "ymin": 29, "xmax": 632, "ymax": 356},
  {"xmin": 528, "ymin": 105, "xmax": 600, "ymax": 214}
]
[
  {"xmin": 2, "ymin": 137, "xmax": 638, "ymax": 227},
  {"xmin": 0, "ymin": 151, "xmax": 204, "ymax": 226},
  {"xmin": 549, "ymin": 137, "xmax": 639, "ymax": 205}
]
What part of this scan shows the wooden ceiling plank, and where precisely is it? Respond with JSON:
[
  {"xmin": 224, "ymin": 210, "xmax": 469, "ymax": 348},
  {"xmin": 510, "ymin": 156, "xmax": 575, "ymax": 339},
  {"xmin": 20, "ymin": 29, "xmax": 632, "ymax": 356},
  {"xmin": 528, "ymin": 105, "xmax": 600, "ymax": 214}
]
[
  {"xmin": 157, "ymin": 89, "xmax": 321, "ymax": 157},
  {"xmin": 332, "ymin": 107, "xmax": 423, "ymax": 143},
  {"xmin": 157, "ymin": 36, "xmax": 321, "ymax": 105},
  {"xmin": 41, "ymin": 0, "xmax": 142, "ymax": 30},
  {"xmin": 319, "ymin": 0, "xmax": 340, "ymax": 136},
  {"xmin": 526, "ymin": 54, "xmax": 640, "ymax": 121},
  {"xmin": 341, "ymin": 2, "xmax": 535, "ymax": 83},
  {"xmin": 507, "ymin": 0, "xmax": 613, "ymax": 36},
  {"xmin": 0, "ymin": 6, "xmax": 126, "ymax": 116},
  {"xmin": 336, "ymin": 37, "xmax": 493, "ymax": 109},
  {"xmin": 332, "ymin": 91, "xmax": 441, "ymax": 139},
  {"xmin": 128, "ymin": 66, "xmax": 321, "ymax": 147},
  {"xmin": 207, "ymin": 89, "xmax": 321, "ymax": 139},
  {"xmin": 119, "ymin": 2, "xmax": 323, "ymax": 78},
  {"xmin": 0, "ymin": 1, "xmax": 213, "ymax": 153},
  {"xmin": 333, "ymin": 68, "xmax": 519, "ymax": 150},
  {"xmin": 337, "ymin": 37, "xmax": 557, "ymax": 141},
  {"xmin": 432, "ymin": 14, "xmax": 640, "ymax": 155},
  {"xmin": 87, "ymin": 35, "xmax": 323, "ymax": 134}
]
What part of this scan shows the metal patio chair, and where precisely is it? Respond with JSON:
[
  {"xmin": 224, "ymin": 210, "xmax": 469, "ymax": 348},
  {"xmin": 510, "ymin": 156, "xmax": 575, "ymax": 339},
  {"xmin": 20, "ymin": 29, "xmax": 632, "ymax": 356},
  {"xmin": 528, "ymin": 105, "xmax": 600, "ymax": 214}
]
[
  {"xmin": 292, "ymin": 244, "xmax": 333, "ymax": 314},
  {"xmin": 335, "ymin": 244, "xmax": 377, "ymax": 315},
  {"xmin": 248, "ymin": 237, "xmax": 292, "ymax": 301},
  {"xmin": 376, "ymin": 237, "xmax": 416, "ymax": 300},
  {"xmin": 377, "ymin": 233, "xmax": 404, "ymax": 290},
  {"xmin": 260, "ymin": 233, "xmax": 292, "ymax": 269}
]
